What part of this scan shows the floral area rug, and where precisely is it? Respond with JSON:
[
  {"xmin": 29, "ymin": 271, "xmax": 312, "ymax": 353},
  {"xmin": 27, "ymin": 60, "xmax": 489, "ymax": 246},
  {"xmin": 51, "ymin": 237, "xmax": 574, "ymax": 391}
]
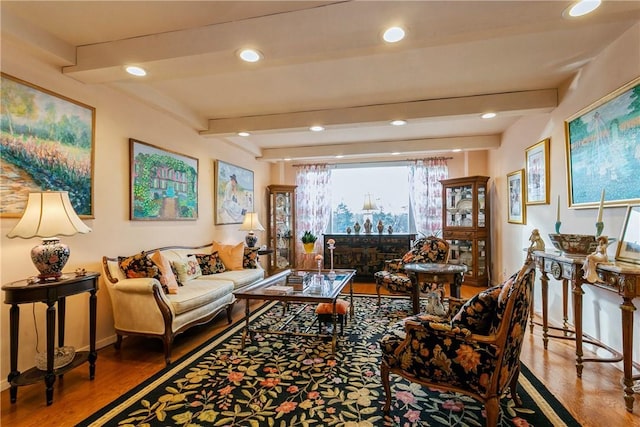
[{"xmin": 79, "ymin": 296, "xmax": 581, "ymax": 426}]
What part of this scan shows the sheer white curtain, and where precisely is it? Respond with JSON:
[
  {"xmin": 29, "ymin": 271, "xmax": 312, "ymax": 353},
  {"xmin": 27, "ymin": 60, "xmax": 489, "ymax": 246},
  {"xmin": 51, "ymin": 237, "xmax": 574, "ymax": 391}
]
[
  {"xmin": 409, "ymin": 158, "xmax": 448, "ymax": 237},
  {"xmin": 295, "ymin": 164, "xmax": 332, "ymax": 267}
]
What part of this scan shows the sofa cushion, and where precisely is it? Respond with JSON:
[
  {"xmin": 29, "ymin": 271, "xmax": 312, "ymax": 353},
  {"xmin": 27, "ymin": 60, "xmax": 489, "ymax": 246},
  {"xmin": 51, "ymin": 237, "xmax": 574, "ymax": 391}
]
[
  {"xmin": 191, "ymin": 252, "xmax": 226, "ymax": 275},
  {"xmin": 149, "ymin": 250, "xmax": 179, "ymax": 294},
  {"xmin": 243, "ymin": 246, "xmax": 260, "ymax": 269},
  {"xmin": 172, "ymin": 255, "xmax": 202, "ymax": 284},
  {"xmin": 213, "ymin": 241, "xmax": 244, "ymax": 270},
  {"xmin": 200, "ymin": 268, "xmax": 264, "ymax": 289},
  {"xmin": 118, "ymin": 252, "xmax": 165, "ymax": 290},
  {"xmin": 168, "ymin": 279, "xmax": 234, "ymax": 315}
]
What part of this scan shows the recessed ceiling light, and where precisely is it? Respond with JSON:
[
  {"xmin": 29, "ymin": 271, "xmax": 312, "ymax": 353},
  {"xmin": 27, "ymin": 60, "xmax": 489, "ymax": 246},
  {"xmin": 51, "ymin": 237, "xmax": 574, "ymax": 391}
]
[
  {"xmin": 309, "ymin": 125, "xmax": 325, "ymax": 132},
  {"xmin": 239, "ymin": 49, "xmax": 262, "ymax": 63},
  {"xmin": 390, "ymin": 120, "xmax": 407, "ymax": 126},
  {"xmin": 481, "ymin": 112, "xmax": 497, "ymax": 119},
  {"xmin": 565, "ymin": 0, "xmax": 601, "ymax": 18},
  {"xmin": 391, "ymin": 152, "xmax": 401, "ymax": 155},
  {"xmin": 335, "ymin": 155, "xmax": 344, "ymax": 159},
  {"xmin": 125, "ymin": 66, "xmax": 146, "ymax": 76},
  {"xmin": 452, "ymin": 149, "xmax": 462, "ymax": 153},
  {"xmin": 284, "ymin": 158, "xmax": 291, "ymax": 161},
  {"xmin": 237, "ymin": 131, "xmax": 250, "ymax": 137},
  {"xmin": 383, "ymin": 26, "xmax": 405, "ymax": 43}
]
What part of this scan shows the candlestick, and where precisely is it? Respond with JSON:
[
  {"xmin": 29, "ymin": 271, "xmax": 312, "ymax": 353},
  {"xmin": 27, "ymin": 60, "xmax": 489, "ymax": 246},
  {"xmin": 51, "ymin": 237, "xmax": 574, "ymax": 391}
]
[
  {"xmin": 595, "ymin": 189, "xmax": 605, "ymax": 237},
  {"xmin": 555, "ymin": 195, "xmax": 562, "ymax": 234},
  {"xmin": 596, "ymin": 189, "xmax": 605, "ymax": 222}
]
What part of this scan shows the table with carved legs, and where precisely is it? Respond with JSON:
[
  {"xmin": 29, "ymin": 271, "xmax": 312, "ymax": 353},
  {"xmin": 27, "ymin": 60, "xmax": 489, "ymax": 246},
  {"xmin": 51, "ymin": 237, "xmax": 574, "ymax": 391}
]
[{"xmin": 533, "ymin": 251, "xmax": 639, "ymax": 412}]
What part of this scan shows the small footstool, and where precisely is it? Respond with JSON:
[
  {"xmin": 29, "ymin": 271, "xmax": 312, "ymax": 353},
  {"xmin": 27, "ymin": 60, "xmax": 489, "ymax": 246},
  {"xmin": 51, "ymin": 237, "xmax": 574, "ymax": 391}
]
[{"xmin": 315, "ymin": 299, "xmax": 350, "ymax": 334}]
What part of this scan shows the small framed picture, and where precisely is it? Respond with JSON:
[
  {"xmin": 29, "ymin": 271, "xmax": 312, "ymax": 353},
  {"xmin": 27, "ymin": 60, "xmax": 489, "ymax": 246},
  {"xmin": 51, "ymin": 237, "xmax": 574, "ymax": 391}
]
[
  {"xmin": 507, "ymin": 169, "xmax": 526, "ymax": 224},
  {"xmin": 525, "ymin": 138, "xmax": 550, "ymax": 205},
  {"xmin": 616, "ymin": 204, "xmax": 640, "ymax": 265}
]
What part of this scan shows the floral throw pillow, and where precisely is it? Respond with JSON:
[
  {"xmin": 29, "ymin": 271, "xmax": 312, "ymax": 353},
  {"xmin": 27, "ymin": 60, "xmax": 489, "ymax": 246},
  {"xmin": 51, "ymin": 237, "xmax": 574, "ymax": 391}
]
[
  {"xmin": 243, "ymin": 246, "xmax": 260, "ymax": 269},
  {"xmin": 149, "ymin": 250, "xmax": 179, "ymax": 294},
  {"xmin": 190, "ymin": 252, "xmax": 226, "ymax": 275},
  {"xmin": 171, "ymin": 255, "xmax": 202, "ymax": 284},
  {"xmin": 118, "ymin": 252, "xmax": 166, "ymax": 292}
]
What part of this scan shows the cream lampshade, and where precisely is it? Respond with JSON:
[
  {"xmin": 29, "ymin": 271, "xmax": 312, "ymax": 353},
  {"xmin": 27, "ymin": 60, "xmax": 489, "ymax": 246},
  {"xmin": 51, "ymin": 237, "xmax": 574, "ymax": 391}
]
[
  {"xmin": 7, "ymin": 191, "xmax": 92, "ymax": 280},
  {"xmin": 239, "ymin": 212, "xmax": 265, "ymax": 247}
]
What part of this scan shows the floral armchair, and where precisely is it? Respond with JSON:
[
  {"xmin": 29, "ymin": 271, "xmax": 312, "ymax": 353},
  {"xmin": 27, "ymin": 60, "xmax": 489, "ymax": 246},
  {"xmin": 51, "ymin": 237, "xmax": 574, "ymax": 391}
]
[
  {"xmin": 374, "ymin": 235, "xmax": 450, "ymax": 306},
  {"xmin": 379, "ymin": 260, "xmax": 536, "ymax": 426}
]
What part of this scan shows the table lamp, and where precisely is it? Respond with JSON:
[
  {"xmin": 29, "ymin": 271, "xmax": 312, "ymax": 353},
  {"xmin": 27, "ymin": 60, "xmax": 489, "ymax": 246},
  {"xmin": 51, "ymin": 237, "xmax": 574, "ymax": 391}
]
[
  {"xmin": 7, "ymin": 191, "xmax": 92, "ymax": 281},
  {"xmin": 239, "ymin": 212, "xmax": 265, "ymax": 247}
]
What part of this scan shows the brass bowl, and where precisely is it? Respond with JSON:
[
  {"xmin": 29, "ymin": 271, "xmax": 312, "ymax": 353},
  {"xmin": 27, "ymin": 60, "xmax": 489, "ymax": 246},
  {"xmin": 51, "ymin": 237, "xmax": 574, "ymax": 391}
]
[{"xmin": 548, "ymin": 234, "xmax": 598, "ymax": 256}]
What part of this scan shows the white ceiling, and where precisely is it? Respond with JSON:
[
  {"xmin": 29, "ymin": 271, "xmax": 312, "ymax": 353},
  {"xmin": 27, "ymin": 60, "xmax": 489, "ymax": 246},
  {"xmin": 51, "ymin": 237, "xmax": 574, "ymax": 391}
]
[{"xmin": 2, "ymin": 1, "xmax": 640, "ymax": 162}]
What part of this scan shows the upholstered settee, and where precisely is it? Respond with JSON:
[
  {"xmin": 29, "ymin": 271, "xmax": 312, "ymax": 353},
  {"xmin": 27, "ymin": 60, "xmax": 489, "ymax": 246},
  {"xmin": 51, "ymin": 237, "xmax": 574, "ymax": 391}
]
[{"xmin": 102, "ymin": 242, "xmax": 264, "ymax": 364}]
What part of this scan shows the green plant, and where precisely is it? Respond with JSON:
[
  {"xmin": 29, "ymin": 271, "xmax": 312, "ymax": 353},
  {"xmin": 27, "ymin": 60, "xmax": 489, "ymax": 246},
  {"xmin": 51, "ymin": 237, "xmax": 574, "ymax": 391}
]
[{"xmin": 301, "ymin": 231, "xmax": 317, "ymax": 244}]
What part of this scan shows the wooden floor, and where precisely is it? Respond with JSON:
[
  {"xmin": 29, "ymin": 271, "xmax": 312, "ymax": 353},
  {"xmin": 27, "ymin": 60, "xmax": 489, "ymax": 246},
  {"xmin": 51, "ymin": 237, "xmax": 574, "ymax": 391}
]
[{"xmin": 2, "ymin": 282, "xmax": 638, "ymax": 427}]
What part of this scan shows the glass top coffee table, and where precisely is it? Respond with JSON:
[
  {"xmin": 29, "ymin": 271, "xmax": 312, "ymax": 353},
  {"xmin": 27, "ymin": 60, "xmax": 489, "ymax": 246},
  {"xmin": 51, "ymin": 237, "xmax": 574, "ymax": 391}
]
[{"xmin": 234, "ymin": 269, "xmax": 356, "ymax": 354}]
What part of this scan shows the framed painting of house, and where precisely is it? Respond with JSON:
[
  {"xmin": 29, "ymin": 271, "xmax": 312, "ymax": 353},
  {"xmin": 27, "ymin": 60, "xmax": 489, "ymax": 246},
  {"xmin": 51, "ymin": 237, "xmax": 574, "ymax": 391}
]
[
  {"xmin": 129, "ymin": 139, "xmax": 198, "ymax": 220},
  {"xmin": 215, "ymin": 160, "xmax": 254, "ymax": 225},
  {"xmin": 564, "ymin": 76, "xmax": 640, "ymax": 208},
  {"xmin": 525, "ymin": 138, "xmax": 550, "ymax": 205},
  {"xmin": 507, "ymin": 169, "xmax": 526, "ymax": 224},
  {"xmin": 0, "ymin": 73, "xmax": 95, "ymax": 218}
]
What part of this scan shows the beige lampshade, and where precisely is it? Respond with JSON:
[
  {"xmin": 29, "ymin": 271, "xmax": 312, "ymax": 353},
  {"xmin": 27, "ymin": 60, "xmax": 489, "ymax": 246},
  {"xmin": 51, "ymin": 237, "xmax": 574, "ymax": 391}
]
[
  {"xmin": 239, "ymin": 212, "xmax": 265, "ymax": 232},
  {"xmin": 362, "ymin": 193, "xmax": 377, "ymax": 211},
  {"xmin": 7, "ymin": 191, "xmax": 92, "ymax": 239}
]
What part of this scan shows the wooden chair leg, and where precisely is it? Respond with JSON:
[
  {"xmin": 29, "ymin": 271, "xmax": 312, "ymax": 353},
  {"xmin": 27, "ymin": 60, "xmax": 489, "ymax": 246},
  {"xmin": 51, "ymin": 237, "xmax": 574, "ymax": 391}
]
[
  {"xmin": 114, "ymin": 334, "xmax": 123, "ymax": 349},
  {"xmin": 509, "ymin": 365, "xmax": 523, "ymax": 407},
  {"xmin": 381, "ymin": 362, "xmax": 392, "ymax": 413},
  {"xmin": 484, "ymin": 396, "xmax": 499, "ymax": 427},
  {"xmin": 376, "ymin": 282, "xmax": 382, "ymax": 306}
]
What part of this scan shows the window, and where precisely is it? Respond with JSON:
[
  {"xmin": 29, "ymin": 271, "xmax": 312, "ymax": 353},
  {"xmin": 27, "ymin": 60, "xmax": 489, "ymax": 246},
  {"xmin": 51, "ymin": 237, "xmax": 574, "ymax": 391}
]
[{"xmin": 330, "ymin": 165, "xmax": 412, "ymax": 233}]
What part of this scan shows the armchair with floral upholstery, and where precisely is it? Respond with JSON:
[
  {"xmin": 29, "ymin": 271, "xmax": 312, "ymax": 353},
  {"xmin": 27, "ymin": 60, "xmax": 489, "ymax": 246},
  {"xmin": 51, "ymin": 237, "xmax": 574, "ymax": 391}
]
[
  {"xmin": 374, "ymin": 235, "xmax": 450, "ymax": 307},
  {"xmin": 379, "ymin": 260, "xmax": 536, "ymax": 426}
]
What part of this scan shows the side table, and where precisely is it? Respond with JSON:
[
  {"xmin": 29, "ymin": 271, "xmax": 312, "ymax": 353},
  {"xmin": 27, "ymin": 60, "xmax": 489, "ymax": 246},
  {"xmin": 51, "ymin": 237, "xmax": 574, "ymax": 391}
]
[
  {"xmin": 404, "ymin": 263, "xmax": 467, "ymax": 314},
  {"xmin": 2, "ymin": 271, "xmax": 100, "ymax": 405}
]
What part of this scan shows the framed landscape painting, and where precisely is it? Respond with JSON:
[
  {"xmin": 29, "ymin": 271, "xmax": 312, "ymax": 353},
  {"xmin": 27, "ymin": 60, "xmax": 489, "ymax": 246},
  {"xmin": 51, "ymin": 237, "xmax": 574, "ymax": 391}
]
[
  {"xmin": 215, "ymin": 160, "xmax": 254, "ymax": 225},
  {"xmin": 525, "ymin": 138, "xmax": 550, "ymax": 205},
  {"xmin": 0, "ymin": 73, "xmax": 95, "ymax": 217},
  {"xmin": 130, "ymin": 139, "xmax": 198, "ymax": 220},
  {"xmin": 507, "ymin": 169, "xmax": 526, "ymax": 224},
  {"xmin": 616, "ymin": 204, "xmax": 640, "ymax": 265},
  {"xmin": 564, "ymin": 76, "xmax": 640, "ymax": 208}
]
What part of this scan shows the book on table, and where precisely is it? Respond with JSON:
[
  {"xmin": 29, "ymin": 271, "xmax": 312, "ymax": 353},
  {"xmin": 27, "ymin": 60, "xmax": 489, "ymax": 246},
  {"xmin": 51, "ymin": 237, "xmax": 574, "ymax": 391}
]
[{"xmin": 264, "ymin": 285, "xmax": 294, "ymax": 295}]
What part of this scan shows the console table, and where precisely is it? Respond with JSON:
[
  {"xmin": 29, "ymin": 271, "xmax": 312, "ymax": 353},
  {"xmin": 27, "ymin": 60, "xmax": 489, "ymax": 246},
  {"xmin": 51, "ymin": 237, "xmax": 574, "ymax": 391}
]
[
  {"xmin": 532, "ymin": 251, "xmax": 639, "ymax": 412},
  {"xmin": 2, "ymin": 272, "xmax": 99, "ymax": 405}
]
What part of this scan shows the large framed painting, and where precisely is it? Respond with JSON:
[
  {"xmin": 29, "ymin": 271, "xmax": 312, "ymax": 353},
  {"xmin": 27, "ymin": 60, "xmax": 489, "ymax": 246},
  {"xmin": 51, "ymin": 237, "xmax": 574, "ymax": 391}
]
[
  {"xmin": 565, "ymin": 76, "xmax": 640, "ymax": 208},
  {"xmin": 507, "ymin": 169, "xmax": 526, "ymax": 224},
  {"xmin": 1, "ymin": 73, "xmax": 95, "ymax": 217},
  {"xmin": 616, "ymin": 204, "xmax": 640, "ymax": 265},
  {"xmin": 525, "ymin": 138, "xmax": 550, "ymax": 205},
  {"xmin": 130, "ymin": 139, "xmax": 198, "ymax": 220},
  {"xmin": 215, "ymin": 160, "xmax": 254, "ymax": 225}
]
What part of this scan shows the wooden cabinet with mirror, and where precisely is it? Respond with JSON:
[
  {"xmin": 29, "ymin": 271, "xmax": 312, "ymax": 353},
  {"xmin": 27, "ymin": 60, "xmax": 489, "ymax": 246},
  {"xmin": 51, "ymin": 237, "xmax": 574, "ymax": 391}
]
[{"xmin": 266, "ymin": 185, "xmax": 297, "ymax": 274}]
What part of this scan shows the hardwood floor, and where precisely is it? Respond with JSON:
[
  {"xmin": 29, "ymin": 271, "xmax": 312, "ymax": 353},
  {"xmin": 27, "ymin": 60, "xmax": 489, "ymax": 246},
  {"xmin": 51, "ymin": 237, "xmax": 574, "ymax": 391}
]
[{"xmin": 2, "ymin": 282, "xmax": 638, "ymax": 426}]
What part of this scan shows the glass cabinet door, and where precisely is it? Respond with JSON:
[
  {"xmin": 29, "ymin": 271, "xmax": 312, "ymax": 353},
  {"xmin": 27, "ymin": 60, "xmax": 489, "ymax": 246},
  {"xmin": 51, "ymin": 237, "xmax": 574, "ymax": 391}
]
[
  {"xmin": 445, "ymin": 184, "xmax": 474, "ymax": 227},
  {"xmin": 267, "ymin": 185, "xmax": 297, "ymax": 274}
]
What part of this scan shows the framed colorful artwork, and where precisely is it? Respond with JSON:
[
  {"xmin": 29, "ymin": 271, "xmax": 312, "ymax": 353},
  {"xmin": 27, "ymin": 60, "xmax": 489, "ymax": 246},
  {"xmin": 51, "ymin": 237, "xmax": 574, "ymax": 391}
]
[
  {"xmin": 507, "ymin": 169, "xmax": 526, "ymax": 224},
  {"xmin": 564, "ymin": 76, "xmax": 640, "ymax": 208},
  {"xmin": 214, "ymin": 160, "xmax": 254, "ymax": 225},
  {"xmin": 0, "ymin": 73, "xmax": 95, "ymax": 217},
  {"xmin": 616, "ymin": 204, "xmax": 640, "ymax": 265},
  {"xmin": 129, "ymin": 139, "xmax": 198, "ymax": 220},
  {"xmin": 525, "ymin": 138, "xmax": 550, "ymax": 205}
]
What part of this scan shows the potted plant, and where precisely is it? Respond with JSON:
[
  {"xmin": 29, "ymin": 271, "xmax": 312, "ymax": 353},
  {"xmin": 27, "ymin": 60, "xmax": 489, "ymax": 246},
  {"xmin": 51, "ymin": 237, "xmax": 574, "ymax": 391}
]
[{"xmin": 301, "ymin": 231, "xmax": 318, "ymax": 254}]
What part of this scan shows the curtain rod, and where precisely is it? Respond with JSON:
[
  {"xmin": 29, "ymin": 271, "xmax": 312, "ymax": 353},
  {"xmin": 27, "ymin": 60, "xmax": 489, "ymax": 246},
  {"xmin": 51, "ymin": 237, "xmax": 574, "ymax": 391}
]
[{"xmin": 291, "ymin": 156, "xmax": 452, "ymax": 167}]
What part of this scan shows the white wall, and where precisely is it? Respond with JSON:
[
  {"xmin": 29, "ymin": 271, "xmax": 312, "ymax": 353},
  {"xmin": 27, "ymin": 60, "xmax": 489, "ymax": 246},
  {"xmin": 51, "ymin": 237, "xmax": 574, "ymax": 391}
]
[
  {"xmin": 0, "ymin": 41, "xmax": 271, "ymax": 389},
  {"xmin": 489, "ymin": 24, "xmax": 640, "ymax": 365}
]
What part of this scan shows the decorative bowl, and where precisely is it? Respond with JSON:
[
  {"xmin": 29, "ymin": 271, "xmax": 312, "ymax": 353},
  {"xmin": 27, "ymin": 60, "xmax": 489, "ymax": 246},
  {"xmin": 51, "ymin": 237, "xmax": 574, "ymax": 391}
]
[
  {"xmin": 35, "ymin": 346, "xmax": 75, "ymax": 371},
  {"xmin": 548, "ymin": 234, "xmax": 598, "ymax": 256}
]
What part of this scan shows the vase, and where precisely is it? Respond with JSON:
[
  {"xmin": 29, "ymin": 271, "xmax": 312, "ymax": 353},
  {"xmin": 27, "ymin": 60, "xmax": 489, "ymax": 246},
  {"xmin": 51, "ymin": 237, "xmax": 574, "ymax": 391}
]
[
  {"xmin": 354, "ymin": 222, "xmax": 361, "ymax": 234},
  {"xmin": 303, "ymin": 242, "xmax": 315, "ymax": 254},
  {"xmin": 377, "ymin": 220, "xmax": 384, "ymax": 233}
]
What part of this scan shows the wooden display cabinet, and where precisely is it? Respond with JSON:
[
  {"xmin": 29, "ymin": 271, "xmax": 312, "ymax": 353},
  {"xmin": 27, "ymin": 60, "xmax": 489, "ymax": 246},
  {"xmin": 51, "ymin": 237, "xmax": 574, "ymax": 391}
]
[
  {"xmin": 266, "ymin": 185, "xmax": 297, "ymax": 274},
  {"xmin": 440, "ymin": 175, "xmax": 490, "ymax": 286}
]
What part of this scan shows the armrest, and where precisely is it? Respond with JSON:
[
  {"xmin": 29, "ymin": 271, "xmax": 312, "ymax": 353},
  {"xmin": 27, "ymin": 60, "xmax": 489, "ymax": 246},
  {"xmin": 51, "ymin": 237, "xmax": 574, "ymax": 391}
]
[
  {"xmin": 112, "ymin": 277, "xmax": 163, "ymax": 294},
  {"xmin": 384, "ymin": 259, "xmax": 404, "ymax": 274}
]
